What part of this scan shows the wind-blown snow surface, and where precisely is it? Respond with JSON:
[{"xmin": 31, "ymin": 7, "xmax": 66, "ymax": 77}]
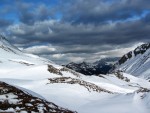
[{"xmin": 0, "ymin": 36, "xmax": 150, "ymax": 113}]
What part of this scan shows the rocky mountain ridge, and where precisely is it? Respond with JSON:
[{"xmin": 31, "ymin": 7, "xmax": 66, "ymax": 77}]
[
  {"xmin": 113, "ymin": 43, "xmax": 150, "ymax": 79},
  {"xmin": 64, "ymin": 57, "xmax": 119, "ymax": 75}
]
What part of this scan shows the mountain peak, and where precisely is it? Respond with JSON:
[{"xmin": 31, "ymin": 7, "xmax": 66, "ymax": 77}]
[
  {"xmin": 64, "ymin": 58, "xmax": 118, "ymax": 75},
  {"xmin": 117, "ymin": 43, "xmax": 150, "ymax": 65},
  {"xmin": 113, "ymin": 43, "xmax": 150, "ymax": 79}
]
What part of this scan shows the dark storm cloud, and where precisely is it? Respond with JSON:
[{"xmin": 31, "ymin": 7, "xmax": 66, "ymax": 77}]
[
  {"xmin": 0, "ymin": 19, "xmax": 12, "ymax": 28},
  {"xmin": 16, "ymin": 3, "xmax": 51, "ymax": 25},
  {"xmin": 7, "ymin": 15, "xmax": 150, "ymax": 47},
  {"xmin": 0, "ymin": 0, "xmax": 150, "ymax": 63},
  {"xmin": 59, "ymin": 0, "xmax": 150, "ymax": 24},
  {"xmin": 4, "ymin": 0, "xmax": 150, "ymax": 46}
]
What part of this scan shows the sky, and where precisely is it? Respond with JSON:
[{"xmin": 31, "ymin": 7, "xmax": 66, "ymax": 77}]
[{"xmin": 0, "ymin": 0, "xmax": 150, "ymax": 64}]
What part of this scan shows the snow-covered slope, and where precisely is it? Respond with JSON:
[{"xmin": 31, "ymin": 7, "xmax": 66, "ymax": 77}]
[
  {"xmin": 113, "ymin": 43, "xmax": 150, "ymax": 79},
  {"xmin": 0, "ymin": 81, "xmax": 73, "ymax": 113},
  {"xmin": 1, "ymin": 73, "xmax": 150, "ymax": 113},
  {"xmin": 0, "ymin": 35, "xmax": 150, "ymax": 113}
]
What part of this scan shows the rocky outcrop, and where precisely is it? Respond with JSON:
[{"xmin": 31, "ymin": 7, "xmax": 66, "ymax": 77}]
[
  {"xmin": 48, "ymin": 77, "xmax": 113, "ymax": 93},
  {"xmin": 48, "ymin": 65, "xmax": 81, "ymax": 77},
  {"xmin": 114, "ymin": 71, "xmax": 130, "ymax": 82},
  {"xmin": 0, "ymin": 81, "xmax": 75, "ymax": 113},
  {"xmin": 118, "ymin": 43, "xmax": 150, "ymax": 65}
]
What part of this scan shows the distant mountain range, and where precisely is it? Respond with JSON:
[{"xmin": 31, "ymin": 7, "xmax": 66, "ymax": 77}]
[{"xmin": 64, "ymin": 57, "xmax": 119, "ymax": 75}]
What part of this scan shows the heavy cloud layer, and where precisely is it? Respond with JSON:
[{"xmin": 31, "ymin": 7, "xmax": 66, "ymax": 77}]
[{"xmin": 0, "ymin": 0, "xmax": 149, "ymax": 64}]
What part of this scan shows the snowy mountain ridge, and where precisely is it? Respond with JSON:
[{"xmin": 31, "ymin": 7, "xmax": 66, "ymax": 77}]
[
  {"xmin": 0, "ymin": 35, "xmax": 150, "ymax": 113},
  {"xmin": 113, "ymin": 43, "xmax": 150, "ymax": 79},
  {"xmin": 0, "ymin": 35, "xmax": 21, "ymax": 54}
]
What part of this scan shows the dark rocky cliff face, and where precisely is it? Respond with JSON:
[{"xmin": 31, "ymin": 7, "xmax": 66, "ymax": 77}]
[
  {"xmin": 134, "ymin": 43, "xmax": 150, "ymax": 56},
  {"xmin": 118, "ymin": 43, "xmax": 150, "ymax": 65},
  {"xmin": 111, "ymin": 43, "xmax": 150, "ymax": 72},
  {"xmin": 118, "ymin": 51, "xmax": 133, "ymax": 65}
]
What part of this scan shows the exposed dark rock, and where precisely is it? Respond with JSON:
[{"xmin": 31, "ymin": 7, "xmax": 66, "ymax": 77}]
[
  {"xmin": 48, "ymin": 77, "xmax": 113, "ymax": 94},
  {"xmin": 114, "ymin": 71, "xmax": 130, "ymax": 82},
  {"xmin": 134, "ymin": 43, "xmax": 150, "ymax": 56},
  {"xmin": 110, "ymin": 43, "xmax": 150, "ymax": 74},
  {"xmin": 117, "ymin": 43, "xmax": 150, "ymax": 65},
  {"xmin": 118, "ymin": 51, "xmax": 132, "ymax": 65},
  {"xmin": 60, "ymin": 67, "xmax": 81, "ymax": 77},
  {"xmin": 0, "ymin": 81, "xmax": 75, "ymax": 113},
  {"xmin": 48, "ymin": 65, "xmax": 63, "ymax": 75},
  {"xmin": 137, "ymin": 88, "xmax": 150, "ymax": 93},
  {"xmin": 8, "ymin": 60, "xmax": 34, "ymax": 66},
  {"xmin": 64, "ymin": 57, "xmax": 119, "ymax": 75}
]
